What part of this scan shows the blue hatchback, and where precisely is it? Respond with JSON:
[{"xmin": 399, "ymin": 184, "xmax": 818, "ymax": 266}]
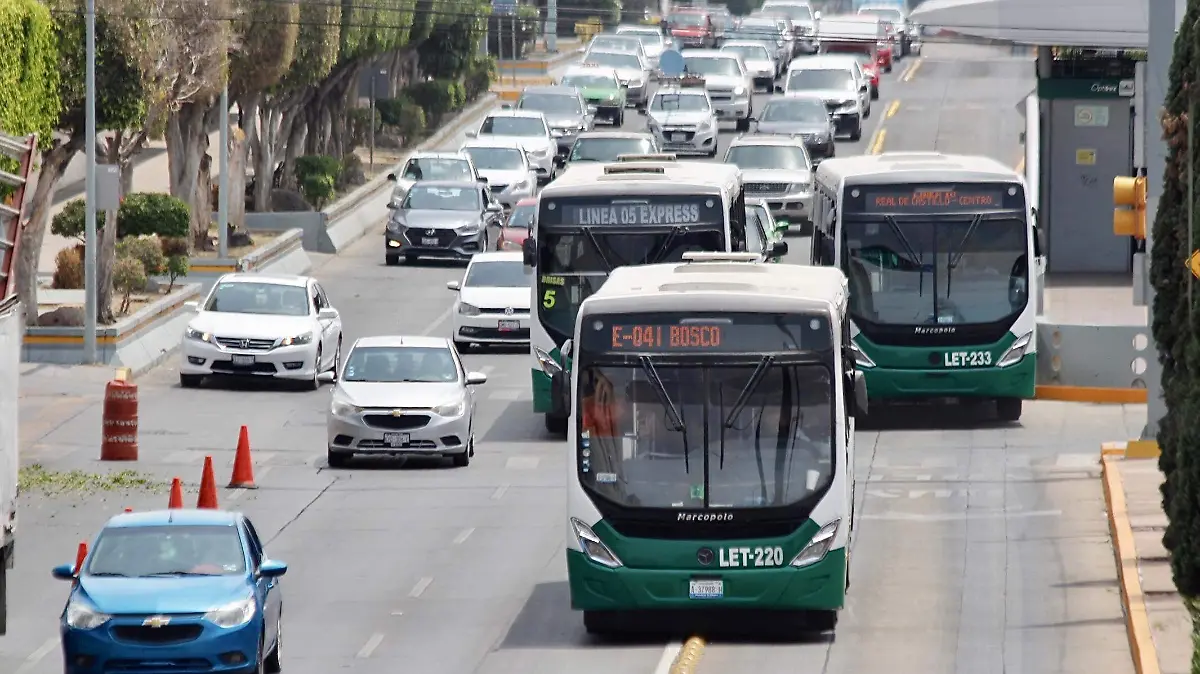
[{"xmin": 53, "ymin": 509, "xmax": 287, "ymax": 674}]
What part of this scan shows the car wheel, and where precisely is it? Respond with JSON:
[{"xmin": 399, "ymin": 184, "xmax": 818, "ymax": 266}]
[
  {"xmin": 264, "ymin": 612, "xmax": 283, "ymax": 673},
  {"xmin": 330, "ymin": 337, "xmax": 342, "ymax": 382},
  {"xmin": 404, "ymin": 254, "xmax": 417, "ymax": 264},
  {"xmin": 180, "ymin": 374, "xmax": 203, "ymax": 388},
  {"xmin": 884, "ymin": 63, "xmax": 893, "ymax": 73},
  {"xmin": 327, "ymin": 447, "xmax": 351, "ymax": 468},
  {"xmin": 850, "ymin": 121, "xmax": 863, "ymax": 142},
  {"xmin": 385, "ymin": 253, "xmax": 399, "ymax": 266},
  {"xmin": 305, "ymin": 347, "xmax": 322, "ymax": 391},
  {"xmin": 452, "ymin": 438, "xmax": 472, "ymax": 467},
  {"xmin": 252, "ymin": 633, "xmax": 267, "ymax": 674},
  {"xmin": 736, "ymin": 117, "xmax": 751, "ymax": 132},
  {"xmin": 870, "ymin": 85, "xmax": 879, "ymax": 100}
]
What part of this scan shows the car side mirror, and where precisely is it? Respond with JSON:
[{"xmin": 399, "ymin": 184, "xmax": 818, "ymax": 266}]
[
  {"xmin": 259, "ymin": 560, "xmax": 288, "ymax": 578},
  {"xmin": 52, "ymin": 563, "xmax": 77, "ymax": 580},
  {"xmin": 487, "ymin": 202, "xmax": 504, "ymax": 213},
  {"xmin": 814, "ymin": 10, "xmax": 821, "ymax": 19},
  {"xmin": 318, "ymin": 308, "xmax": 339, "ymax": 320},
  {"xmin": 769, "ymin": 240, "xmax": 789, "ymax": 257},
  {"xmin": 637, "ymin": 108, "xmax": 648, "ymax": 115},
  {"xmin": 522, "ymin": 237, "xmax": 536, "ymax": 267},
  {"xmin": 465, "ymin": 130, "xmax": 478, "ymax": 138},
  {"xmin": 466, "ymin": 371, "xmax": 488, "ymax": 386},
  {"xmin": 183, "ymin": 300, "xmax": 198, "ymax": 311},
  {"xmin": 860, "ymin": 84, "xmax": 868, "ymax": 92},
  {"xmin": 775, "ymin": 220, "xmax": 791, "ymax": 234},
  {"xmin": 774, "ymin": 84, "xmax": 784, "ymax": 94},
  {"xmin": 387, "ymin": 173, "xmax": 397, "ymax": 182},
  {"xmin": 561, "ymin": 338, "xmax": 574, "ymax": 359},
  {"xmin": 477, "ymin": 176, "xmax": 488, "ymax": 183},
  {"xmin": 852, "ymin": 370, "xmax": 869, "ymax": 417},
  {"xmin": 446, "ymin": 280, "xmax": 461, "ymax": 291}
]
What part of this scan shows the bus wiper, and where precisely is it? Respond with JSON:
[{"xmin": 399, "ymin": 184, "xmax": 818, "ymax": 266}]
[
  {"xmin": 944, "ymin": 214, "xmax": 983, "ymax": 298},
  {"xmin": 637, "ymin": 356, "xmax": 691, "ymax": 472},
  {"xmin": 723, "ymin": 356, "xmax": 774, "ymax": 429},
  {"xmin": 580, "ymin": 227, "xmax": 616, "ymax": 272},
  {"xmin": 884, "ymin": 215, "xmax": 927, "ymax": 296},
  {"xmin": 648, "ymin": 227, "xmax": 683, "ymax": 263}
]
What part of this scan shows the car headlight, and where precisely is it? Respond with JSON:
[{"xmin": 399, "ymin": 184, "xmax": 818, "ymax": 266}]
[
  {"xmin": 331, "ymin": 398, "xmax": 363, "ymax": 417},
  {"xmin": 551, "ymin": 128, "xmax": 565, "ymax": 137},
  {"xmin": 386, "ymin": 219, "xmax": 404, "ymax": 232},
  {"xmin": 435, "ymin": 398, "xmax": 466, "ymax": 418},
  {"xmin": 389, "ymin": 196, "xmax": 404, "ymax": 209},
  {"xmin": 535, "ymin": 146, "xmax": 553, "ymax": 157},
  {"xmin": 509, "ymin": 178, "xmax": 531, "ymax": 191},
  {"xmin": 996, "ymin": 331, "xmax": 1033, "ymax": 368},
  {"xmin": 571, "ymin": 517, "xmax": 623, "ymax": 568},
  {"xmin": 185, "ymin": 326, "xmax": 212, "ymax": 343},
  {"xmin": 629, "ymin": 78, "xmax": 644, "ymax": 88},
  {"xmin": 789, "ymin": 182, "xmax": 811, "ymax": 192},
  {"xmin": 618, "ymin": 78, "xmax": 630, "ymax": 86},
  {"xmin": 534, "ymin": 346, "xmax": 563, "ymax": 376},
  {"xmin": 65, "ymin": 596, "xmax": 111, "ymax": 630},
  {"xmin": 734, "ymin": 85, "xmax": 747, "ymax": 96},
  {"xmin": 281, "ymin": 332, "xmax": 313, "ymax": 346},
  {"xmin": 790, "ymin": 519, "xmax": 839, "ymax": 568},
  {"xmin": 697, "ymin": 119, "xmax": 713, "ymax": 132},
  {"xmin": 204, "ymin": 595, "xmax": 256, "ymax": 628},
  {"xmin": 456, "ymin": 222, "xmax": 481, "ymax": 234},
  {"xmin": 458, "ymin": 302, "xmax": 481, "ymax": 316}
]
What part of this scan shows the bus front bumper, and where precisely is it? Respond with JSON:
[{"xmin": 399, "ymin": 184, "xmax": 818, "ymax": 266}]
[
  {"xmin": 861, "ymin": 354, "xmax": 1036, "ymax": 401},
  {"xmin": 566, "ymin": 547, "xmax": 846, "ymax": 612}
]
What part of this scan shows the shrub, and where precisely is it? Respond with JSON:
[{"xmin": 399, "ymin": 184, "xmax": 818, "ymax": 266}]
[
  {"xmin": 117, "ymin": 236, "xmax": 166, "ymax": 277},
  {"xmin": 463, "ymin": 56, "xmax": 496, "ymax": 101},
  {"xmin": 112, "ymin": 256, "xmax": 146, "ymax": 315},
  {"xmin": 50, "ymin": 199, "xmax": 87, "ymax": 241},
  {"xmin": 164, "ymin": 254, "xmax": 189, "ymax": 292},
  {"xmin": 51, "ymin": 247, "xmax": 83, "ymax": 289},
  {"xmin": 348, "ymin": 107, "xmax": 378, "ymax": 151},
  {"xmin": 406, "ymin": 79, "xmax": 465, "ymax": 124},
  {"xmin": 294, "ymin": 155, "xmax": 341, "ymax": 208},
  {"xmin": 379, "ymin": 95, "xmax": 427, "ymax": 144},
  {"xmin": 50, "ymin": 193, "xmax": 189, "ymax": 241},
  {"xmin": 375, "ymin": 96, "xmax": 408, "ymax": 127},
  {"xmin": 339, "ymin": 153, "xmax": 366, "ymax": 189}
]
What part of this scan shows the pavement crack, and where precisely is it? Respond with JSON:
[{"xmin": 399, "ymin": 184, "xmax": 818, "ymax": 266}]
[{"xmin": 264, "ymin": 476, "xmax": 338, "ymax": 545}]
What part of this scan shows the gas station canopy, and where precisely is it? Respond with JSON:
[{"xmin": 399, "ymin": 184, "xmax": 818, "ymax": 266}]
[{"xmin": 909, "ymin": 0, "xmax": 1152, "ymax": 48}]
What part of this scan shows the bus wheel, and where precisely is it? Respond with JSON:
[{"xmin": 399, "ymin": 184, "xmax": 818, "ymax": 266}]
[
  {"xmin": 545, "ymin": 413, "xmax": 568, "ymax": 435},
  {"xmin": 583, "ymin": 610, "xmax": 617, "ymax": 636},
  {"xmin": 996, "ymin": 397, "xmax": 1023, "ymax": 422}
]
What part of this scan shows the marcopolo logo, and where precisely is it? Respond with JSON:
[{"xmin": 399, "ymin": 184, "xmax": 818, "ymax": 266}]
[
  {"xmin": 914, "ymin": 326, "xmax": 955, "ymax": 335},
  {"xmin": 1090, "ymin": 82, "xmax": 1118, "ymax": 94},
  {"xmin": 677, "ymin": 512, "xmax": 734, "ymax": 522}
]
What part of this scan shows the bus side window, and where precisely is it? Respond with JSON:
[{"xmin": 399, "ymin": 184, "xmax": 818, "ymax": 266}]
[{"xmin": 729, "ymin": 190, "xmax": 747, "ymax": 251}]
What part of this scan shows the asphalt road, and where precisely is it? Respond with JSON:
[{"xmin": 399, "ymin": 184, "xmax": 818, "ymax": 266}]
[{"xmin": 4, "ymin": 43, "xmax": 1141, "ymax": 674}]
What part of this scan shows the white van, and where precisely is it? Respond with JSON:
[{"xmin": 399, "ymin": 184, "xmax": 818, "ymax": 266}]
[{"xmin": 781, "ymin": 55, "xmax": 871, "ymax": 140}]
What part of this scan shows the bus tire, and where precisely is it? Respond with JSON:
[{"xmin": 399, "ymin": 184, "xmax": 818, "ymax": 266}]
[
  {"xmin": 545, "ymin": 413, "xmax": 568, "ymax": 435},
  {"xmin": 582, "ymin": 610, "xmax": 617, "ymax": 636},
  {"xmin": 996, "ymin": 397, "xmax": 1023, "ymax": 422},
  {"xmin": 0, "ymin": 554, "xmax": 7, "ymax": 635}
]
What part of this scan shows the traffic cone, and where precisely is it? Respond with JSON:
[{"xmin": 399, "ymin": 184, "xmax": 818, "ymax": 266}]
[
  {"xmin": 228, "ymin": 426, "xmax": 257, "ymax": 489},
  {"xmin": 73, "ymin": 541, "xmax": 88, "ymax": 574},
  {"xmin": 197, "ymin": 456, "xmax": 219, "ymax": 509},
  {"xmin": 168, "ymin": 478, "xmax": 184, "ymax": 509}
]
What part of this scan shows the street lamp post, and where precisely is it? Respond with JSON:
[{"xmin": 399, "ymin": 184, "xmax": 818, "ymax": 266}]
[{"xmin": 83, "ymin": 0, "xmax": 97, "ymax": 363}]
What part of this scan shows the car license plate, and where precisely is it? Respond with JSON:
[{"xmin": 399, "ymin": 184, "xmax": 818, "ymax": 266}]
[
  {"xmin": 671, "ymin": 132, "xmax": 687, "ymax": 142},
  {"xmin": 231, "ymin": 355, "xmax": 255, "ymax": 366},
  {"xmin": 421, "ymin": 237, "xmax": 439, "ymax": 246},
  {"xmin": 384, "ymin": 432, "xmax": 410, "ymax": 447},
  {"xmin": 716, "ymin": 109, "xmax": 730, "ymax": 117},
  {"xmin": 689, "ymin": 579, "xmax": 723, "ymax": 599},
  {"xmin": 498, "ymin": 319, "xmax": 520, "ymax": 331}
]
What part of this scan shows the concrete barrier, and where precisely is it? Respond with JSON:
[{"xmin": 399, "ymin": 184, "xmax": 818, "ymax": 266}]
[
  {"xmin": 1034, "ymin": 320, "xmax": 1149, "ymax": 403},
  {"xmin": 177, "ymin": 228, "xmax": 312, "ymax": 292},
  {"xmin": 241, "ymin": 212, "xmax": 332, "ymax": 253},
  {"xmin": 22, "ymin": 283, "xmax": 202, "ymax": 375}
]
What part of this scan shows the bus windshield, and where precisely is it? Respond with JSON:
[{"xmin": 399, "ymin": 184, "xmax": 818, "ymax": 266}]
[
  {"xmin": 576, "ymin": 360, "xmax": 833, "ymax": 509},
  {"xmin": 842, "ymin": 216, "xmax": 1029, "ymax": 326}
]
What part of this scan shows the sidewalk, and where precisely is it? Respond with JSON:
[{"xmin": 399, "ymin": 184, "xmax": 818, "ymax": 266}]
[{"xmin": 1102, "ymin": 450, "xmax": 1192, "ymax": 674}]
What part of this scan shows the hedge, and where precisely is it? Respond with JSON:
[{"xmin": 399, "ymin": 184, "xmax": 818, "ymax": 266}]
[{"xmin": 51, "ymin": 193, "xmax": 190, "ymax": 241}]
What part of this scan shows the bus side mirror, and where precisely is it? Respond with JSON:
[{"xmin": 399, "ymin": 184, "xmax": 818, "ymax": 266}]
[
  {"xmin": 522, "ymin": 237, "xmax": 536, "ymax": 267},
  {"xmin": 562, "ymin": 339, "xmax": 573, "ymax": 359},
  {"xmin": 852, "ymin": 370, "xmax": 868, "ymax": 417},
  {"xmin": 1032, "ymin": 223, "xmax": 1044, "ymax": 258}
]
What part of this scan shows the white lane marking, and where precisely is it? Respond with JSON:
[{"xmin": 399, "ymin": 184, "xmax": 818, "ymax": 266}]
[
  {"xmin": 356, "ymin": 633, "xmax": 385, "ymax": 658},
  {"xmin": 862, "ymin": 510, "xmax": 1062, "ymax": 522},
  {"xmin": 227, "ymin": 466, "xmax": 273, "ymax": 501},
  {"xmin": 420, "ymin": 304, "xmax": 456, "ymax": 336},
  {"xmin": 15, "ymin": 638, "xmax": 58, "ymax": 674},
  {"xmin": 453, "ymin": 527, "xmax": 475, "ymax": 544},
  {"xmin": 492, "ymin": 484, "xmax": 509, "ymax": 500},
  {"xmin": 410, "ymin": 576, "xmax": 434, "ymax": 597},
  {"xmin": 653, "ymin": 642, "xmax": 684, "ymax": 674},
  {"xmin": 391, "ymin": 610, "xmax": 404, "ymax": 616}
]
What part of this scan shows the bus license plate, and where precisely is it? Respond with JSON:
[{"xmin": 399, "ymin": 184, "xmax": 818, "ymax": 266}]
[
  {"xmin": 422, "ymin": 237, "xmax": 439, "ymax": 246},
  {"xmin": 498, "ymin": 320, "xmax": 520, "ymax": 331},
  {"xmin": 384, "ymin": 433, "xmax": 409, "ymax": 447},
  {"xmin": 231, "ymin": 355, "xmax": 255, "ymax": 366},
  {"xmin": 689, "ymin": 579, "xmax": 723, "ymax": 599}
]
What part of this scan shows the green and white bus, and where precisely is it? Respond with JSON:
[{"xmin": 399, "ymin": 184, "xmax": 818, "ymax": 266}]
[
  {"xmin": 565, "ymin": 253, "xmax": 866, "ymax": 634},
  {"xmin": 812, "ymin": 152, "xmax": 1042, "ymax": 421},
  {"xmin": 524, "ymin": 157, "xmax": 767, "ymax": 435}
]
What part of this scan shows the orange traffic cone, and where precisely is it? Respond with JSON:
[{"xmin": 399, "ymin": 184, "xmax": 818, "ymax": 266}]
[
  {"xmin": 168, "ymin": 478, "xmax": 184, "ymax": 509},
  {"xmin": 73, "ymin": 541, "xmax": 88, "ymax": 574},
  {"xmin": 228, "ymin": 426, "xmax": 257, "ymax": 489},
  {"xmin": 197, "ymin": 456, "xmax": 219, "ymax": 509}
]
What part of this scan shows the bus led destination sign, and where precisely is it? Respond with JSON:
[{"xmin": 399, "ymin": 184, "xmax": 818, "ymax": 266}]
[{"xmin": 863, "ymin": 187, "xmax": 1008, "ymax": 213}]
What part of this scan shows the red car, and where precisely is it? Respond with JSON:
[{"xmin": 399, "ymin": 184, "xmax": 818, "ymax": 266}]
[
  {"xmin": 824, "ymin": 44, "xmax": 881, "ymax": 100},
  {"xmin": 495, "ymin": 198, "xmax": 535, "ymax": 251}
]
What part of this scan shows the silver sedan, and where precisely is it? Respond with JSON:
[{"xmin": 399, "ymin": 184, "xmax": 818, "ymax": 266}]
[{"xmin": 326, "ymin": 335, "xmax": 488, "ymax": 468}]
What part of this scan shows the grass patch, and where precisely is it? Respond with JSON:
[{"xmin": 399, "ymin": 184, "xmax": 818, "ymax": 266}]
[{"xmin": 19, "ymin": 464, "xmax": 162, "ymax": 496}]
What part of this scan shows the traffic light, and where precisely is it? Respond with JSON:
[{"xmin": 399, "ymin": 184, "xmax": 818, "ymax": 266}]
[{"xmin": 1114, "ymin": 175, "xmax": 1148, "ymax": 239}]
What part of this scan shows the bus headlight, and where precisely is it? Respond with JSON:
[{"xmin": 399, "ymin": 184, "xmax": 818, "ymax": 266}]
[
  {"xmin": 790, "ymin": 519, "xmax": 840, "ymax": 568},
  {"xmin": 534, "ymin": 346, "xmax": 563, "ymax": 375},
  {"xmin": 850, "ymin": 343, "xmax": 875, "ymax": 368},
  {"xmin": 570, "ymin": 518, "xmax": 624, "ymax": 568},
  {"xmin": 995, "ymin": 331, "xmax": 1033, "ymax": 368}
]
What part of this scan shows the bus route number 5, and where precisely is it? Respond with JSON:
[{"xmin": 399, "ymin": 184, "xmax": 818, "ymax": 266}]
[{"xmin": 543, "ymin": 289, "xmax": 557, "ymax": 309}]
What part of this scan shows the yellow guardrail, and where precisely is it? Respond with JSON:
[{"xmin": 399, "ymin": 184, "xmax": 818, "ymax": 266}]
[{"xmin": 576, "ymin": 17, "xmax": 603, "ymax": 41}]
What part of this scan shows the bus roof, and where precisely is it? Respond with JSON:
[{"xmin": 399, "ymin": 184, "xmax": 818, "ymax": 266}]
[
  {"xmin": 542, "ymin": 160, "xmax": 742, "ymax": 198},
  {"xmin": 581, "ymin": 258, "xmax": 848, "ymax": 316},
  {"xmin": 814, "ymin": 152, "xmax": 1023, "ymax": 185}
]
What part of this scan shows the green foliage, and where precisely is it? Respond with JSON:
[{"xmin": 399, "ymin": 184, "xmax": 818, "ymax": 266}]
[
  {"xmin": 0, "ymin": 0, "xmax": 61, "ymax": 149},
  {"xmin": 229, "ymin": 0, "xmax": 299, "ymax": 99},
  {"xmin": 295, "ymin": 154, "xmax": 340, "ymax": 208},
  {"xmin": 117, "ymin": 236, "xmax": 166, "ymax": 276},
  {"xmin": 405, "ymin": 79, "xmax": 466, "ymax": 123},
  {"xmin": 277, "ymin": 0, "xmax": 341, "ymax": 93},
  {"xmin": 50, "ymin": 3, "xmax": 144, "ymax": 139},
  {"xmin": 386, "ymin": 96, "xmax": 427, "ymax": 143},
  {"xmin": 111, "ymin": 256, "xmax": 146, "ymax": 314},
  {"xmin": 160, "ymin": 237, "xmax": 189, "ymax": 292},
  {"xmin": 430, "ymin": 8, "xmax": 492, "ymax": 77},
  {"xmin": 51, "ymin": 193, "xmax": 190, "ymax": 241},
  {"xmin": 51, "ymin": 246, "xmax": 83, "ymax": 289},
  {"xmin": 339, "ymin": 0, "xmax": 418, "ymax": 65},
  {"xmin": 347, "ymin": 107, "xmax": 377, "ymax": 151},
  {"xmin": 462, "ymin": 55, "xmax": 496, "ymax": 101}
]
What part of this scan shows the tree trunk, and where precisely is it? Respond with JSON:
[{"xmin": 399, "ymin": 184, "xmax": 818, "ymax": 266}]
[
  {"xmin": 167, "ymin": 98, "xmax": 218, "ymax": 250},
  {"xmin": 94, "ymin": 136, "xmax": 122, "ymax": 325},
  {"xmin": 15, "ymin": 135, "xmax": 85, "ymax": 326},
  {"xmin": 303, "ymin": 62, "xmax": 360, "ymax": 157},
  {"xmin": 193, "ymin": 154, "xmax": 213, "ymax": 250},
  {"xmin": 281, "ymin": 112, "xmax": 307, "ymax": 189},
  {"xmin": 228, "ymin": 127, "xmax": 248, "ymax": 229}
]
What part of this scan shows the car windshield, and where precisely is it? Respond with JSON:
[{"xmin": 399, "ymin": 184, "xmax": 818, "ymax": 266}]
[
  {"xmin": 859, "ymin": 7, "xmax": 902, "ymax": 22},
  {"xmin": 463, "ymin": 147, "xmax": 524, "ymax": 170},
  {"xmin": 576, "ymin": 361, "xmax": 833, "ymax": 509},
  {"xmin": 570, "ymin": 137, "xmax": 657, "ymax": 162},
  {"xmin": 591, "ymin": 37, "xmax": 639, "ymax": 53},
  {"xmin": 586, "ymin": 51, "xmax": 642, "ymax": 70},
  {"xmin": 723, "ymin": 45, "xmax": 770, "ymax": 61},
  {"xmin": 342, "ymin": 346, "xmax": 459, "ymax": 383},
  {"xmin": 670, "ymin": 12, "xmax": 707, "ymax": 26},
  {"xmin": 787, "ymin": 68, "xmax": 855, "ymax": 91},
  {"xmin": 402, "ymin": 157, "xmax": 472, "ymax": 181},
  {"xmin": 685, "ymin": 57, "xmax": 740, "ymax": 77},
  {"xmin": 843, "ymin": 217, "xmax": 1030, "ymax": 326},
  {"xmin": 736, "ymin": 20, "xmax": 779, "ymax": 37},
  {"xmin": 507, "ymin": 204, "xmax": 536, "ymax": 228},
  {"xmin": 480, "ymin": 116, "xmax": 546, "ymax": 137},
  {"xmin": 621, "ymin": 31, "xmax": 663, "ymax": 46},
  {"xmin": 402, "ymin": 185, "xmax": 480, "ymax": 211},
  {"xmin": 464, "ymin": 260, "xmax": 527, "ymax": 288},
  {"xmin": 824, "ymin": 45, "xmax": 872, "ymax": 60},
  {"xmin": 203, "ymin": 281, "xmax": 310, "ymax": 316},
  {"xmin": 761, "ymin": 98, "xmax": 828, "ymax": 122},
  {"xmin": 519, "ymin": 94, "xmax": 581, "ymax": 115},
  {"xmin": 652, "ymin": 92, "xmax": 710, "ymax": 112},
  {"xmin": 562, "ymin": 73, "xmax": 619, "ymax": 89},
  {"xmin": 87, "ymin": 525, "xmax": 246, "ymax": 577},
  {"xmin": 726, "ymin": 144, "xmax": 810, "ymax": 170}
]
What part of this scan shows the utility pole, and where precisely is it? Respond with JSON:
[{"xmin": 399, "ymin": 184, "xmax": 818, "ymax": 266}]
[
  {"xmin": 82, "ymin": 0, "xmax": 97, "ymax": 363},
  {"xmin": 217, "ymin": 84, "xmax": 229, "ymax": 259},
  {"xmin": 546, "ymin": 0, "xmax": 558, "ymax": 53}
]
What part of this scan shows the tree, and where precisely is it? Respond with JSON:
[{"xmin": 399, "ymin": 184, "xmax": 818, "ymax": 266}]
[{"xmin": 12, "ymin": 0, "xmax": 131, "ymax": 326}]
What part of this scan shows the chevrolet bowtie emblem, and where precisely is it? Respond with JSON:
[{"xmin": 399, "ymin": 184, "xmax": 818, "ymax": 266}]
[
  {"xmin": 426, "ymin": 228, "xmax": 436, "ymax": 235},
  {"xmin": 143, "ymin": 615, "xmax": 171, "ymax": 628},
  {"xmin": 391, "ymin": 410, "xmax": 405, "ymax": 416}
]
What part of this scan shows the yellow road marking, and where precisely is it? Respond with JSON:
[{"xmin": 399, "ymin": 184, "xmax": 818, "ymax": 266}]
[
  {"xmin": 901, "ymin": 58, "xmax": 923, "ymax": 82},
  {"xmin": 668, "ymin": 637, "xmax": 707, "ymax": 674},
  {"xmin": 885, "ymin": 100, "xmax": 900, "ymax": 118},
  {"xmin": 869, "ymin": 128, "xmax": 887, "ymax": 155}
]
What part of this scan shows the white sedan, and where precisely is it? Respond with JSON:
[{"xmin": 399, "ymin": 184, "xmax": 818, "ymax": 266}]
[
  {"xmin": 447, "ymin": 251, "xmax": 531, "ymax": 348},
  {"xmin": 179, "ymin": 273, "xmax": 343, "ymax": 390}
]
